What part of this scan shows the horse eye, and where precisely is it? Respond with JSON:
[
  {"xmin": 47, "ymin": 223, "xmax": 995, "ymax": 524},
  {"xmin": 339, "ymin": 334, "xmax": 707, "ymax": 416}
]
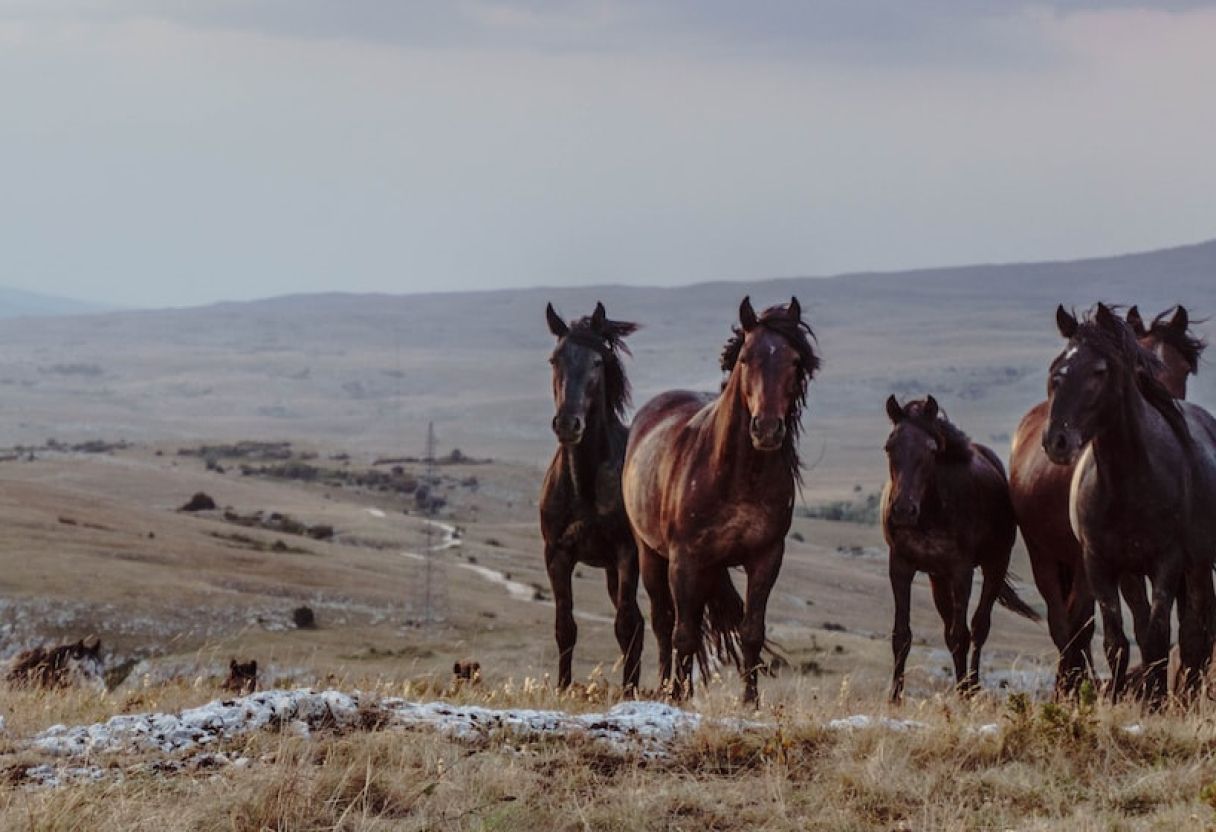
[
  {"xmin": 548, "ymin": 356, "xmax": 557, "ymax": 366},
  {"xmin": 593, "ymin": 358, "xmax": 604, "ymax": 368}
]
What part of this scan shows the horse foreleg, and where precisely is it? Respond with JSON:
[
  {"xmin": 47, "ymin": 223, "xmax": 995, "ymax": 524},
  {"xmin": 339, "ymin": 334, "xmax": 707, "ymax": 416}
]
[
  {"xmin": 1028, "ymin": 543, "xmax": 1090, "ymax": 697},
  {"xmin": 639, "ymin": 543, "xmax": 674, "ymax": 695},
  {"xmin": 937, "ymin": 570, "xmax": 973, "ymax": 694},
  {"xmin": 741, "ymin": 546, "xmax": 784, "ymax": 706},
  {"xmin": 889, "ymin": 555, "xmax": 915, "ymax": 704},
  {"xmin": 1140, "ymin": 565, "xmax": 1179, "ymax": 709},
  {"xmin": 1176, "ymin": 557, "xmax": 1213, "ymax": 703},
  {"xmin": 611, "ymin": 544, "xmax": 644, "ymax": 696},
  {"xmin": 669, "ymin": 555, "xmax": 707, "ymax": 701},
  {"xmin": 545, "ymin": 545, "xmax": 577, "ymax": 690}
]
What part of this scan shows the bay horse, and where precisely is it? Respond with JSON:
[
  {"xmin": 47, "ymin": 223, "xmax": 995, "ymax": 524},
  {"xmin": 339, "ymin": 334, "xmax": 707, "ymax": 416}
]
[
  {"xmin": 539, "ymin": 301, "xmax": 644, "ymax": 693},
  {"xmin": 1043, "ymin": 303, "xmax": 1216, "ymax": 705},
  {"xmin": 1010, "ymin": 305, "xmax": 1205, "ymax": 696},
  {"xmin": 622, "ymin": 297, "xmax": 818, "ymax": 703},
  {"xmin": 883, "ymin": 396, "xmax": 1040, "ymax": 703}
]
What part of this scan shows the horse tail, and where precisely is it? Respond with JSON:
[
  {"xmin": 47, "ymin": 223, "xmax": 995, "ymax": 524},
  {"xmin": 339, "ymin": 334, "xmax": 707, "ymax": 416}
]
[
  {"xmin": 698, "ymin": 568, "xmax": 785, "ymax": 677},
  {"xmin": 998, "ymin": 577, "xmax": 1042, "ymax": 622}
]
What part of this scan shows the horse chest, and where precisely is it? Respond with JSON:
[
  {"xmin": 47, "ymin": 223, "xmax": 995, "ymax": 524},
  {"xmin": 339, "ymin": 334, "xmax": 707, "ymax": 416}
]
[
  {"xmin": 888, "ymin": 527, "xmax": 962, "ymax": 571},
  {"xmin": 683, "ymin": 501, "xmax": 782, "ymax": 554}
]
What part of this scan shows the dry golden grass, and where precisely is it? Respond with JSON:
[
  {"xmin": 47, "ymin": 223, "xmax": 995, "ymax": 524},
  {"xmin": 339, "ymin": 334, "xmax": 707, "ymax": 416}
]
[{"xmin": 4, "ymin": 673, "xmax": 1216, "ymax": 831}]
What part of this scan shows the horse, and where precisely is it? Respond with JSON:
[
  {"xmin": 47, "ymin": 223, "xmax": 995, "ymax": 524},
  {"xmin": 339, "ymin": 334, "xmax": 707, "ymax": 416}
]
[
  {"xmin": 1009, "ymin": 305, "xmax": 1205, "ymax": 696},
  {"xmin": 1043, "ymin": 303, "xmax": 1216, "ymax": 705},
  {"xmin": 882, "ymin": 396, "xmax": 1041, "ymax": 703},
  {"xmin": 539, "ymin": 301, "xmax": 644, "ymax": 693},
  {"xmin": 622, "ymin": 296, "xmax": 818, "ymax": 703}
]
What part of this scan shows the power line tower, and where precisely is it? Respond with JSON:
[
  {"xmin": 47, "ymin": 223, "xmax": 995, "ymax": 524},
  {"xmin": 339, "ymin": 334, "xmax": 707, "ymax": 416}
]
[{"xmin": 406, "ymin": 421, "xmax": 448, "ymax": 626}]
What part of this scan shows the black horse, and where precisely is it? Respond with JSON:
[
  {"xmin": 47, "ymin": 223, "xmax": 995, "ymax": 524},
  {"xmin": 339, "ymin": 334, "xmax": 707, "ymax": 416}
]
[
  {"xmin": 539, "ymin": 302, "xmax": 644, "ymax": 692},
  {"xmin": 883, "ymin": 395, "xmax": 1040, "ymax": 702},
  {"xmin": 1044, "ymin": 304, "xmax": 1216, "ymax": 705}
]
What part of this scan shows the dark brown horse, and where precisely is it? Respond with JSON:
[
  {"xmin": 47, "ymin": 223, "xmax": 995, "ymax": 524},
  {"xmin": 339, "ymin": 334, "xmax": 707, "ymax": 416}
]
[
  {"xmin": 1009, "ymin": 305, "xmax": 1205, "ymax": 695},
  {"xmin": 539, "ymin": 302, "xmax": 644, "ymax": 692},
  {"xmin": 1043, "ymin": 304, "xmax": 1216, "ymax": 705},
  {"xmin": 622, "ymin": 297, "xmax": 818, "ymax": 703},
  {"xmin": 883, "ymin": 396, "xmax": 1040, "ymax": 703}
]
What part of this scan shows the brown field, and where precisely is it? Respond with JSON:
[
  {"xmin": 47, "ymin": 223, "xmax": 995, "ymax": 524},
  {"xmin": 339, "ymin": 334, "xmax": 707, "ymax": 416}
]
[{"xmin": 2, "ymin": 241, "xmax": 1216, "ymax": 828}]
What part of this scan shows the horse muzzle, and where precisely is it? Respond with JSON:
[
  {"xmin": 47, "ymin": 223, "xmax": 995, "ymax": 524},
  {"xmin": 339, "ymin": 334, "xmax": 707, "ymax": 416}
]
[
  {"xmin": 552, "ymin": 413, "xmax": 585, "ymax": 446},
  {"xmin": 1042, "ymin": 425, "xmax": 1082, "ymax": 465},
  {"xmin": 750, "ymin": 416, "xmax": 786, "ymax": 451}
]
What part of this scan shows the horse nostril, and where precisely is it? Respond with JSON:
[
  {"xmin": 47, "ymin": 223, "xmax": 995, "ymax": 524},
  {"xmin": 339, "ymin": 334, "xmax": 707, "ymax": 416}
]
[{"xmin": 571, "ymin": 417, "xmax": 583, "ymax": 435}]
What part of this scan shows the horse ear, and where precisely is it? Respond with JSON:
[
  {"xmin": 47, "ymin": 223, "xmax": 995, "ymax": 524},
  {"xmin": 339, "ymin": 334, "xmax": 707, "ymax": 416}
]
[
  {"xmin": 739, "ymin": 296, "xmax": 758, "ymax": 332},
  {"xmin": 1095, "ymin": 302, "xmax": 1119, "ymax": 330},
  {"xmin": 249, "ymin": 660, "xmax": 257, "ymax": 672},
  {"xmin": 1169, "ymin": 305, "xmax": 1189, "ymax": 333},
  {"xmin": 1126, "ymin": 306, "xmax": 1146, "ymax": 336},
  {"xmin": 591, "ymin": 301, "xmax": 607, "ymax": 332},
  {"xmin": 546, "ymin": 303, "xmax": 568, "ymax": 338},
  {"xmin": 230, "ymin": 659, "xmax": 238, "ymax": 671},
  {"xmin": 924, "ymin": 395, "xmax": 940, "ymax": 421},
  {"xmin": 1056, "ymin": 305, "xmax": 1079, "ymax": 339},
  {"xmin": 788, "ymin": 296, "xmax": 801, "ymax": 321},
  {"xmin": 885, "ymin": 395, "xmax": 903, "ymax": 424}
]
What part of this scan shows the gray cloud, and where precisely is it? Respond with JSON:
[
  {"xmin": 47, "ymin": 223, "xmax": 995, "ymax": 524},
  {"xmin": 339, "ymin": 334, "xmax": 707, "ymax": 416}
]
[{"xmin": 5, "ymin": 1, "xmax": 1215, "ymax": 67}]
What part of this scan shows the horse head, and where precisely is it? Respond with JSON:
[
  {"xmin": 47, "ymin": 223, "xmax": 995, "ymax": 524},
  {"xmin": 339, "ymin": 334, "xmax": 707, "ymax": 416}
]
[
  {"xmin": 545, "ymin": 301, "xmax": 636, "ymax": 446},
  {"xmin": 884, "ymin": 395, "xmax": 943, "ymax": 527}
]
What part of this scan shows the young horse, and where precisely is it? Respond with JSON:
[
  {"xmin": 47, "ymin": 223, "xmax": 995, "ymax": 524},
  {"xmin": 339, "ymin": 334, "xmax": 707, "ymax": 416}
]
[
  {"xmin": 539, "ymin": 302, "xmax": 644, "ymax": 692},
  {"xmin": 883, "ymin": 396, "xmax": 1040, "ymax": 703},
  {"xmin": 622, "ymin": 297, "xmax": 818, "ymax": 703},
  {"xmin": 1009, "ymin": 305, "xmax": 1205, "ymax": 696},
  {"xmin": 1043, "ymin": 304, "xmax": 1216, "ymax": 705}
]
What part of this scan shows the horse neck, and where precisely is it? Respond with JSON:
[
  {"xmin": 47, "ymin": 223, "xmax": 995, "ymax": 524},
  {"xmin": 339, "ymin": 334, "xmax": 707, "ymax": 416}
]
[
  {"xmin": 706, "ymin": 371, "xmax": 787, "ymax": 492},
  {"xmin": 1090, "ymin": 374, "xmax": 1157, "ymax": 485},
  {"xmin": 562, "ymin": 395, "xmax": 620, "ymax": 503}
]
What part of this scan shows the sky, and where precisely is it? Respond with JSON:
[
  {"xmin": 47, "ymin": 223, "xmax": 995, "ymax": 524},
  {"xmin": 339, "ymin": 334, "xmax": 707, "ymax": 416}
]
[{"xmin": 1, "ymin": 2, "xmax": 1214, "ymax": 308}]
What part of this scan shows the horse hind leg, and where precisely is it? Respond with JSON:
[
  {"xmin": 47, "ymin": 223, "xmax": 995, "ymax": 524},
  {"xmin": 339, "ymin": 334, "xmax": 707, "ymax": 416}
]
[
  {"xmin": 609, "ymin": 543, "xmax": 644, "ymax": 696},
  {"xmin": 934, "ymin": 571, "xmax": 973, "ymax": 695},
  {"xmin": 968, "ymin": 562, "xmax": 1007, "ymax": 694},
  {"xmin": 545, "ymin": 544, "xmax": 577, "ymax": 690},
  {"xmin": 639, "ymin": 543, "xmax": 674, "ymax": 695}
]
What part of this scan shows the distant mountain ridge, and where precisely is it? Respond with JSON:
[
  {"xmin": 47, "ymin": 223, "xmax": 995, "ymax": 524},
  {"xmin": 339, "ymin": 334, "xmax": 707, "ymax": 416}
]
[
  {"xmin": 0, "ymin": 287, "xmax": 106, "ymax": 318},
  {"xmin": 0, "ymin": 236, "xmax": 1212, "ymax": 501}
]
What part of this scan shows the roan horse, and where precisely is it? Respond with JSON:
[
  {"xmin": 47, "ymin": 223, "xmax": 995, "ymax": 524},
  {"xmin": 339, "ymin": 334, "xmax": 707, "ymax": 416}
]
[
  {"xmin": 1043, "ymin": 304, "xmax": 1216, "ymax": 705},
  {"xmin": 1010, "ymin": 305, "xmax": 1205, "ymax": 696},
  {"xmin": 622, "ymin": 297, "xmax": 818, "ymax": 703},
  {"xmin": 539, "ymin": 302, "xmax": 645, "ymax": 692},
  {"xmin": 883, "ymin": 396, "xmax": 1040, "ymax": 703}
]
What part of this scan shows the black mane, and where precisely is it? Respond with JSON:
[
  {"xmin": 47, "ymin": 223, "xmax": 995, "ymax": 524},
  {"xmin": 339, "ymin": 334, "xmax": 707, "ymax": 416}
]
[
  {"xmin": 719, "ymin": 303, "xmax": 820, "ymax": 479},
  {"xmin": 560, "ymin": 315, "xmax": 637, "ymax": 419},
  {"xmin": 1150, "ymin": 306, "xmax": 1206, "ymax": 374},
  {"xmin": 1063, "ymin": 305, "xmax": 1191, "ymax": 447},
  {"xmin": 901, "ymin": 399, "xmax": 974, "ymax": 464}
]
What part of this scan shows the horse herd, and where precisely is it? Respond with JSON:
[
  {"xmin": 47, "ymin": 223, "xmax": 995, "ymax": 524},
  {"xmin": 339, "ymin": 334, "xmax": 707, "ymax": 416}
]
[{"xmin": 539, "ymin": 296, "xmax": 1216, "ymax": 709}]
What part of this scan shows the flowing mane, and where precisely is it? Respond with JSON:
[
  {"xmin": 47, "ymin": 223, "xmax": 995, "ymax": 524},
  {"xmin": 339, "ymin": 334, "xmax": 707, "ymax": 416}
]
[
  {"xmin": 719, "ymin": 303, "xmax": 820, "ymax": 478},
  {"xmin": 559, "ymin": 315, "xmax": 637, "ymax": 420},
  {"xmin": 900, "ymin": 399, "xmax": 974, "ymax": 464},
  {"xmin": 1055, "ymin": 305, "xmax": 1191, "ymax": 447},
  {"xmin": 1149, "ymin": 306, "xmax": 1207, "ymax": 374}
]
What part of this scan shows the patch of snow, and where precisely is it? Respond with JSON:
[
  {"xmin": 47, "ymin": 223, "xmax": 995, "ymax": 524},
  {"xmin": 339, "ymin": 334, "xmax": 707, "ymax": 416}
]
[
  {"xmin": 365, "ymin": 508, "xmax": 387, "ymax": 518},
  {"xmin": 1122, "ymin": 723, "xmax": 1145, "ymax": 736},
  {"xmin": 23, "ymin": 763, "xmax": 107, "ymax": 788},
  {"xmin": 975, "ymin": 723, "xmax": 1001, "ymax": 737},
  {"xmin": 29, "ymin": 690, "xmax": 720, "ymax": 762},
  {"xmin": 827, "ymin": 714, "xmax": 926, "ymax": 732}
]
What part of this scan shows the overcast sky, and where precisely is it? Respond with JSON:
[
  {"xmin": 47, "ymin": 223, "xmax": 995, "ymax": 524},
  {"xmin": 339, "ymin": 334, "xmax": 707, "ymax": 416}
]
[{"xmin": 1, "ymin": 2, "xmax": 1214, "ymax": 308}]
